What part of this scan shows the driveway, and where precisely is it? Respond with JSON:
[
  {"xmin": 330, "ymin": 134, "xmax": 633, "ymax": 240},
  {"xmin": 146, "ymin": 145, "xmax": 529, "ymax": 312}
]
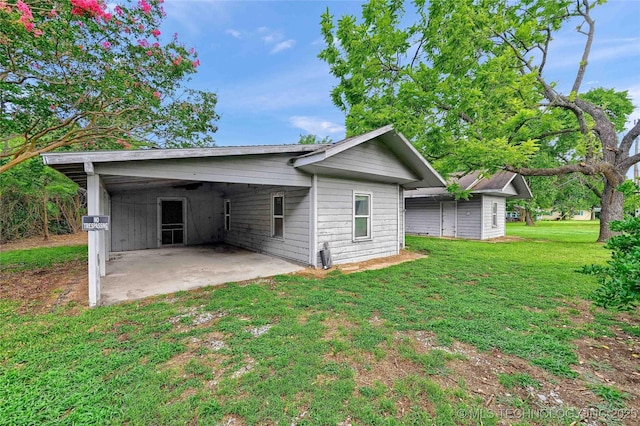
[{"xmin": 100, "ymin": 245, "xmax": 304, "ymax": 305}]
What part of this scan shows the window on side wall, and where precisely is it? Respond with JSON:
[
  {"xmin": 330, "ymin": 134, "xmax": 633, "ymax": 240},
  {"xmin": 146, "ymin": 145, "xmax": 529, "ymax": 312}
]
[
  {"xmin": 353, "ymin": 192, "xmax": 371, "ymax": 240},
  {"xmin": 492, "ymin": 202, "xmax": 498, "ymax": 228},
  {"xmin": 224, "ymin": 199, "xmax": 230, "ymax": 231},
  {"xmin": 272, "ymin": 192, "xmax": 284, "ymax": 238}
]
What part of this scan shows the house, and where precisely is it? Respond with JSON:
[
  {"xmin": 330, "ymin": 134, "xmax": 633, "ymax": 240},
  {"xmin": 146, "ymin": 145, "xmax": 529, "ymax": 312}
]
[
  {"xmin": 536, "ymin": 209, "xmax": 593, "ymax": 221},
  {"xmin": 42, "ymin": 125, "xmax": 446, "ymax": 307},
  {"xmin": 404, "ymin": 171, "xmax": 532, "ymax": 240}
]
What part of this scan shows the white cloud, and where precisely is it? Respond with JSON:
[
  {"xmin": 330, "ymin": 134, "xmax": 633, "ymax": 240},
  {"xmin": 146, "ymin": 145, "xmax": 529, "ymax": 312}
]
[
  {"xmin": 289, "ymin": 116, "xmax": 345, "ymax": 135},
  {"xmin": 271, "ymin": 39, "xmax": 296, "ymax": 54},
  {"xmin": 254, "ymin": 26, "xmax": 295, "ymax": 53},
  {"xmin": 546, "ymin": 37, "xmax": 640, "ymax": 71},
  {"xmin": 225, "ymin": 29, "xmax": 242, "ymax": 39}
]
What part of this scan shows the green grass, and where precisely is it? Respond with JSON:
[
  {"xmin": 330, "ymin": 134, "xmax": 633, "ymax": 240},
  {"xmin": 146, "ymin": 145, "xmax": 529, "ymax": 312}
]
[
  {"xmin": 0, "ymin": 245, "xmax": 87, "ymax": 271},
  {"xmin": 507, "ymin": 220, "xmax": 601, "ymax": 243},
  {"xmin": 0, "ymin": 223, "xmax": 634, "ymax": 425}
]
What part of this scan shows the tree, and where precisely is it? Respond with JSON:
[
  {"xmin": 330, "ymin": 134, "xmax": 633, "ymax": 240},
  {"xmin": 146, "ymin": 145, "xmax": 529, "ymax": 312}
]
[
  {"xmin": 297, "ymin": 134, "xmax": 333, "ymax": 145},
  {"xmin": 319, "ymin": 0, "xmax": 640, "ymax": 241},
  {"xmin": 1, "ymin": 0, "xmax": 219, "ymax": 173},
  {"xmin": 582, "ymin": 216, "xmax": 640, "ymax": 310},
  {"xmin": 0, "ymin": 156, "xmax": 83, "ymax": 241}
]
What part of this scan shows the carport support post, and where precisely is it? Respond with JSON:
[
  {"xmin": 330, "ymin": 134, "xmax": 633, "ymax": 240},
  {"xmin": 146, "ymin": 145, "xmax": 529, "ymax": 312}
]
[{"xmin": 87, "ymin": 173, "xmax": 101, "ymax": 307}]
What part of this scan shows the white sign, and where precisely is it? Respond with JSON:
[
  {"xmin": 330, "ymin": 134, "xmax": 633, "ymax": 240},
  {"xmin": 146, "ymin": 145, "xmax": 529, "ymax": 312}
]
[{"xmin": 82, "ymin": 215, "xmax": 110, "ymax": 231}]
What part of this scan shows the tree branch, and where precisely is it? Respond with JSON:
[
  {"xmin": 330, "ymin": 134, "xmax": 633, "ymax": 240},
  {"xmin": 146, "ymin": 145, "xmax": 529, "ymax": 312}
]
[
  {"xmin": 577, "ymin": 174, "xmax": 603, "ymax": 198},
  {"xmin": 571, "ymin": 0, "xmax": 595, "ymax": 95},
  {"xmin": 619, "ymin": 119, "xmax": 640, "ymax": 155},
  {"xmin": 506, "ymin": 163, "xmax": 599, "ymax": 177}
]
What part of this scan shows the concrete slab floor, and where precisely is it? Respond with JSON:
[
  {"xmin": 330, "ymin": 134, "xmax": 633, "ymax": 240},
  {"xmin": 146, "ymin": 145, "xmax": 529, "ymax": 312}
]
[{"xmin": 100, "ymin": 245, "xmax": 304, "ymax": 305}]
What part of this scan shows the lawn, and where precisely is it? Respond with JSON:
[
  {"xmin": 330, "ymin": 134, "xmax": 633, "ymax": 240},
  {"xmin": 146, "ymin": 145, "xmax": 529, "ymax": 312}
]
[{"xmin": 0, "ymin": 222, "xmax": 638, "ymax": 425}]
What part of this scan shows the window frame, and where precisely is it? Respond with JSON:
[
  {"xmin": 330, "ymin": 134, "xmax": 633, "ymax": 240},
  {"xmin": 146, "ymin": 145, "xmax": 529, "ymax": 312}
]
[
  {"xmin": 271, "ymin": 192, "xmax": 285, "ymax": 239},
  {"xmin": 224, "ymin": 199, "xmax": 231, "ymax": 231},
  {"xmin": 491, "ymin": 201, "xmax": 498, "ymax": 228},
  {"xmin": 353, "ymin": 191, "xmax": 372, "ymax": 241}
]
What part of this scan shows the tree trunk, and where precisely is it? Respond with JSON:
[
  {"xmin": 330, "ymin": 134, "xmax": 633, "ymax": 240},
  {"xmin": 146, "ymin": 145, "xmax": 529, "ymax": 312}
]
[
  {"xmin": 598, "ymin": 179, "xmax": 625, "ymax": 242},
  {"xmin": 525, "ymin": 209, "xmax": 535, "ymax": 226},
  {"xmin": 43, "ymin": 189, "xmax": 49, "ymax": 241}
]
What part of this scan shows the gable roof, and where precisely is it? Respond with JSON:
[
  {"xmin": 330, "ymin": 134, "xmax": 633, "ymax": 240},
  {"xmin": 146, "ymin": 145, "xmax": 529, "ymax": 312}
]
[
  {"xmin": 406, "ymin": 171, "xmax": 532, "ymax": 200},
  {"xmin": 41, "ymin": 125, "xmax": 446, "ymax": 190},
  {"xmin": 292, "ymin": 125, "xmax": 446, "ymax": 189}
]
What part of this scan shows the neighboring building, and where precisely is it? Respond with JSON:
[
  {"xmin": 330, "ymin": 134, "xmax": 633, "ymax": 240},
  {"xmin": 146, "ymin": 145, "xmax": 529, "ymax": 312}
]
[
  {"xmin": 42, "ymin": 125, "xmax": 446, "ymax": 306},
  {"xmin": 536, "ymin": 210, "xmax": 593, "ymax": 221},
  {"xmin": 405, "ymin": 171, "xmax": 532, "ymax": 240}
]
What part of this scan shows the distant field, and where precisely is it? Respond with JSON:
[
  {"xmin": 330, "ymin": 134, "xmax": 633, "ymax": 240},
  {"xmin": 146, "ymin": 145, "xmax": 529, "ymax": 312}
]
[{"xmin": 507, "ymin": 220, "xmax": 601, "ymax": 243}]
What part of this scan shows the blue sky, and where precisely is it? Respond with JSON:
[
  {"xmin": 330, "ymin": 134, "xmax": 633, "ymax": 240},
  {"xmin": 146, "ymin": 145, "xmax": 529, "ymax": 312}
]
[{"xmin": 161, "ymin": 0, "xmax": 640, "ymax": 147}]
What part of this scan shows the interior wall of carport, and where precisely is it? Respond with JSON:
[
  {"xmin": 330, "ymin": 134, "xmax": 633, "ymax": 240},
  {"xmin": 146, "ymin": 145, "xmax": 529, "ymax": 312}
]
[
  {"xmin": 109, "ymin": 183, "xmax": 223, "ymax": 251},
  {"xmin": 221, "ymin": 184, "xmax": 310, "ymax": 265}
]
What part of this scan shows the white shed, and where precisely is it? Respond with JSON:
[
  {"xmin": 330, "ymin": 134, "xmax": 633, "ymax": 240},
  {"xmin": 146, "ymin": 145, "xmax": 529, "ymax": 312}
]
[
  {"xmin": 405, "ymin": 171, "xmax": 532, "ymax": 240},
  {"xmin": 42, "ymin": 125, "xmax": 446, "ymax": 306}
]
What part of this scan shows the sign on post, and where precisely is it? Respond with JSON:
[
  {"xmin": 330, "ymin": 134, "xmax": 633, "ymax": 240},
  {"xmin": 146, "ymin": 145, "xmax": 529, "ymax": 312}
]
[{"xmin": 82, "ymin": 215, "xmax": 110, "ymax": 231}]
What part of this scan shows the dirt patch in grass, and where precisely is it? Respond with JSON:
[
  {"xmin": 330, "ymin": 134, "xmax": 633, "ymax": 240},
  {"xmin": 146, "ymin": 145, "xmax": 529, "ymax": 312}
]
[
  {"xmin": 0, "ymin": 232, "xmax": 87, "ymax": 251},
  {"xmin": 296, "ymin": 250, "xmax": 426, "ymax": 279},
  {"xmin": 0, "ymin": 258, "xmax": 88, "ymax": 314},
  {"xmin": 573, "ymin": 331, "xmax": 640, "ymax": 400}
]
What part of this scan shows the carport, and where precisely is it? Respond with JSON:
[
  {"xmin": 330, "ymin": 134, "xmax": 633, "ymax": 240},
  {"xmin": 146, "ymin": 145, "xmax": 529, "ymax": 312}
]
[
  {"xmin": 100, "ymin": 245, "xmax": 304, "ymax": 305},
  {"xmin": 41, "ymin": 144, "xmax": 320, "ymax": 307}
]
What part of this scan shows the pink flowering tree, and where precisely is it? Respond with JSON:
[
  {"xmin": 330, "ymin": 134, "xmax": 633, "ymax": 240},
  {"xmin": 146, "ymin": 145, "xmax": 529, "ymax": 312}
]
[{"xmin": 0, "ymin": 0, "xmax": 219, "ymax": 172}]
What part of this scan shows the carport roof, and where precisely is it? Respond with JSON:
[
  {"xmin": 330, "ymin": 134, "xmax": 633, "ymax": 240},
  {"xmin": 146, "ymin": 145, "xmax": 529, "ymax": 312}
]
[
  {"xmin": 42, "ymin": 144, "xmax": 325, "ymax": 188},
  {"xmin": 41, "ymin": 126, "xmax": 447, "ymax": 190}
]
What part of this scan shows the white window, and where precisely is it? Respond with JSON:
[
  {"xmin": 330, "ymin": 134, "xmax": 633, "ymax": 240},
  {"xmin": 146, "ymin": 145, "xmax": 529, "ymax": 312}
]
[
  {"xmin": 224, "ymin": 199, "xmax": 230, "ymax": 231},
  {"xmin": 353, "ymin": 192, "xmax": 371, "ymax": 240},
  {"xmin": 492, "ymin": 202, "xmax": 498, "ymax": 228},
  {"xmin": 272, "ymin": 192, "xmax": 284, "ymax": 238}
]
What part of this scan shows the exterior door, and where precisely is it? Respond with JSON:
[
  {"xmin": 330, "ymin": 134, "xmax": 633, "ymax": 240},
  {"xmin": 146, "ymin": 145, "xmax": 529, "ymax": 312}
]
[
  {"xmin": 158, "ymin": 198, "xmax": 186, "ymax": 246},
  {"xmin": 441, "ymin": 201, "xmax": 457, "ymax": 237}
]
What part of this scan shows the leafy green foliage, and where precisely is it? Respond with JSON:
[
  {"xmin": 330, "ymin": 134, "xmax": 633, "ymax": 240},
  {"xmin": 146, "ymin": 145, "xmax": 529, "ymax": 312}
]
[
  {"xmin": 0, "ymin": 0, "xmax": 219, "ymax": 172},
  {"xmin": 0, "ymin": 157, "xmax": 82, "ymax": 240},
  {"xmin": 619, "ymin": 180, "xmax": 640, "ymax": 216},
  {"xmin": 319, "ymin": 0, "xmax": 639, "ymax": 240},
  {"xmin": 297, "ymin": 134, "xmax": 333, "ymax": 144},
  {"xmin": 582, "ymin": 217, "xmax": 640, "ymax": 310}
]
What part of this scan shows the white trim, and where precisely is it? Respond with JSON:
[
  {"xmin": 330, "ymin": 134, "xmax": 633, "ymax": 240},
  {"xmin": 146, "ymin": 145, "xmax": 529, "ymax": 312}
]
[
  {"xmin": 480, "ymin": 196, "xmax": 486, "ymax": 240},
  {"xmin": 397, "ymin": 185, "xmax": 402, "ymax": 253},
  {"xmin": 224, "ymin": 199, "xmax": 231, "ymax": 231},
  {"xmin": 309, "ymin": 175, "xmax": 318, "ymax": 267},
  {"xmin": 353, "ymin": 191, "xmax": 373, "ymax": 241},
  {"xmin": 491, "ymin": 201, "xmax": 498, "ymax": 228},
  {"xmin": 271, "ymin": 192, "xmax": 285, "ymax": 240},
  {"xmin": 157, "ymin": 197, "xmax": 188, "ymax": 247},
  {"xmin": 42, "ymin": 144, "xmax": 322, "ymax": 165},
  {"xmin": 87, "ymin": 173, "xmax": 101, "ymax": 307}
]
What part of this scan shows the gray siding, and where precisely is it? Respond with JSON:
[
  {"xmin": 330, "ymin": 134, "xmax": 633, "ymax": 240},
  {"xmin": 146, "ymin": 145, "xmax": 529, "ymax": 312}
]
[
  {"xmin": 405, "ymin": 198, "xmax": 441, "ymax": 236},
  {"xmin": 95, "ymin": 154, "xmax": 312, "ymax": 187},
  {"xmin": 456, "ymin": 198, "xmax": 482, "ymax": 239},
  {"xmin": 482, "ymin": 195, "xmax": 506, "ymax": 239},
  {"xmin": 316, "ymin": 177, "xmax": 400, "ymax": 265},
  {"xmin": 111, "ymin": 184, "xmax": 221, "ymax": 251},
  {"xmin": 318, "ymin": 138, "xmax": 417, "ymax": 181},
  {"xmin": 223, "ymin": 186, "xmax": 310, "ymax": 264}
]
